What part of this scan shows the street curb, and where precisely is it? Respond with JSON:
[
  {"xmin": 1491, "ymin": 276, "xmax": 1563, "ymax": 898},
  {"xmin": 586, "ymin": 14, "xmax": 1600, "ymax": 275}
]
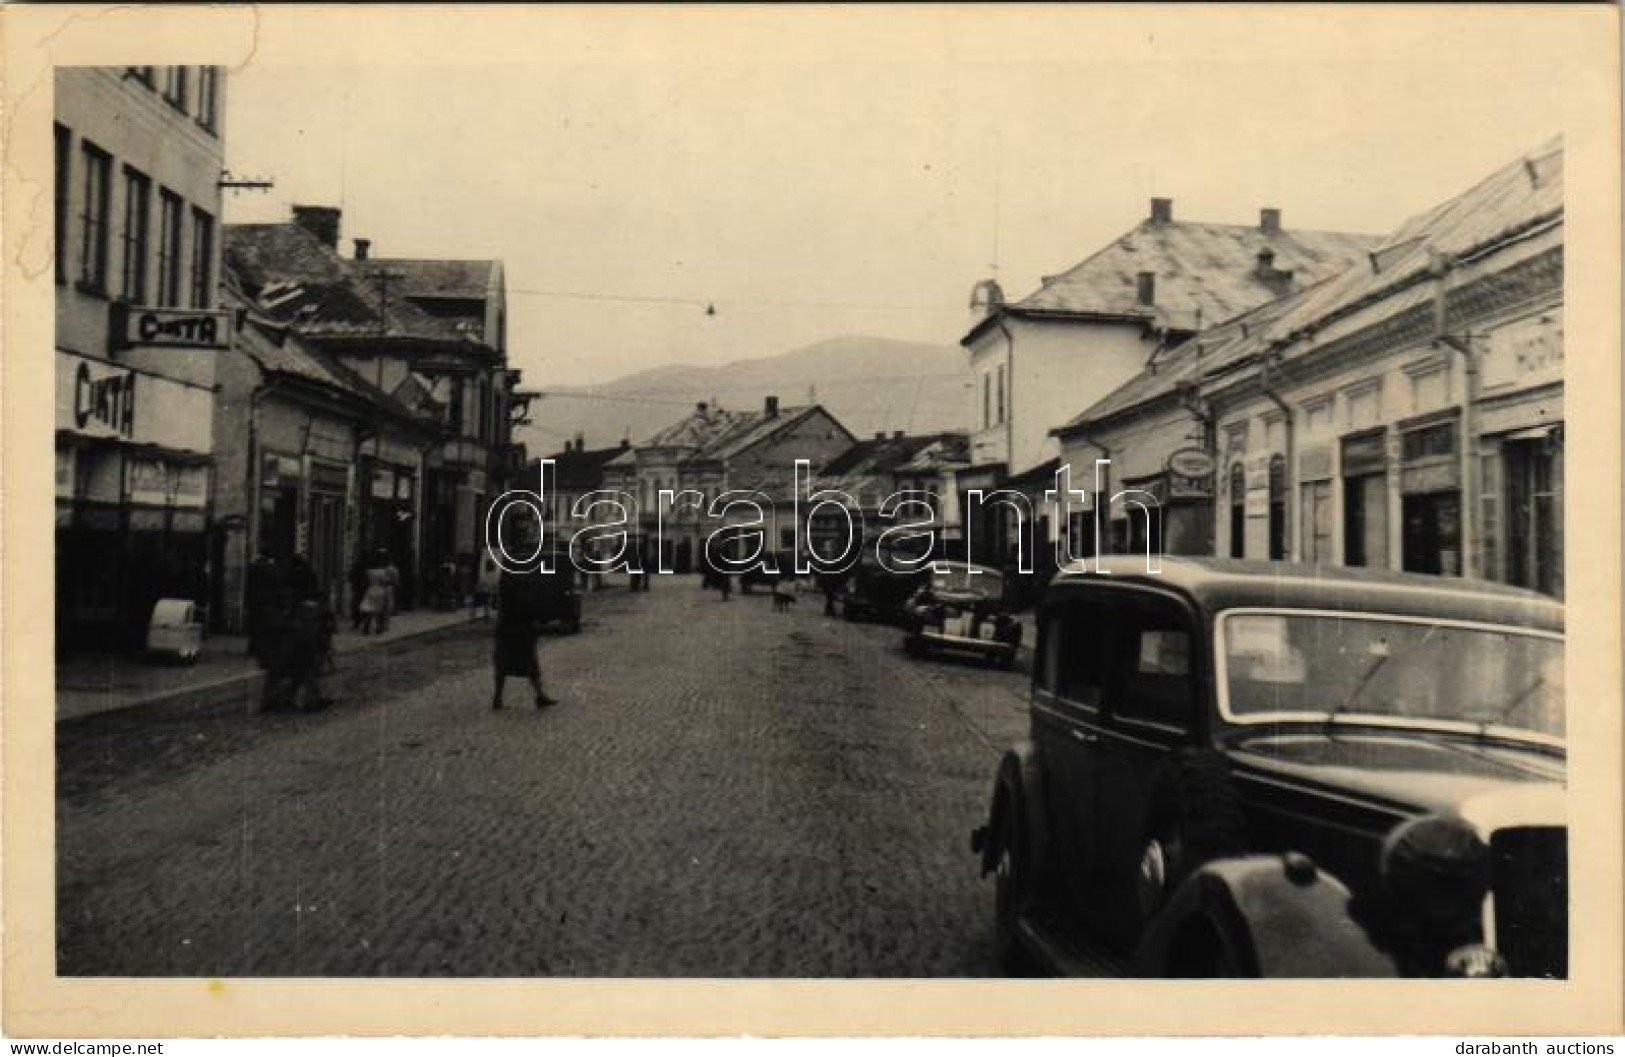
[{"xmin": 58, "ymin": 615, "xmax": 487, "ymax": 727}]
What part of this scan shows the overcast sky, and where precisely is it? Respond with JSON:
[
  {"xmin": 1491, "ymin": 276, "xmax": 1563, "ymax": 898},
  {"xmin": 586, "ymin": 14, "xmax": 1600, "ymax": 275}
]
[{"xmin": 221, "ymin": 17, "xmax": 1576, "ymax": 390}]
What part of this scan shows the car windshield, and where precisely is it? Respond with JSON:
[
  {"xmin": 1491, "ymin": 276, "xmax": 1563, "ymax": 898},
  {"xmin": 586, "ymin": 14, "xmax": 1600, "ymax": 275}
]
[
  {"xmin": 1220, "ymin": 611, "xmax": 1564, "ymax": 738},
  {"xmin": 931, "ymin": 567, "xmax": 1003, "ymax": 599}
]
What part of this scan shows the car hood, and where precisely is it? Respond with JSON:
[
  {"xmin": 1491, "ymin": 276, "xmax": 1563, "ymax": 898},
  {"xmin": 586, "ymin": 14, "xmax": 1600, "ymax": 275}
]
[{"xmin": 1228, "ymin": 730, "xmax": 1565, "ymax": 821}]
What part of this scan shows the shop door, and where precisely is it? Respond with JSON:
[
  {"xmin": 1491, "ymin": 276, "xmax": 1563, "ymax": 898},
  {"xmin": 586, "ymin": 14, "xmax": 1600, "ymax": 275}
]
[
  {"xmin": 1343, "ymin": 474, "xmax": 1387, "ymax": 568},
  {"xmin": 1299, "ymin": 481, "xmax": 1334, "ymax": 565},
  {"xmin": 308, "ymin": 491, "xmax": 346, "ymax": 609},
  {"xmin": 1402, "ymin": 491, "xmax": 1462, "ymax": 576},
  {"xmin": 1505, "ymin": 440, "xmax": 1561, "ymax": 597}
]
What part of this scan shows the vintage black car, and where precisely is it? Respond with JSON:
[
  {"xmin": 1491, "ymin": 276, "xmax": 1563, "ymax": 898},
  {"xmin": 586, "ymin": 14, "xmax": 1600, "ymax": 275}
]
[
  {"xmin": 517, "ymin": 550, "xmax": 583, "ymax": 633},
  {"xmin": 902, "ymin": 561, "xmax": 1023, "ymax": 668},
  {"xmin": 832, "ymin": 553, "xmax": 931, "ymax": 624},
  {"xmin": 972, "ymin": 557, "xmax": 1565, "ymax": 978}
]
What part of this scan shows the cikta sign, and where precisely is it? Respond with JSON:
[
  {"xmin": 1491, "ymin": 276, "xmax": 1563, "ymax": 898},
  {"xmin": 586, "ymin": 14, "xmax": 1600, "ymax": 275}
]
[{"xmin": 112, "ymin": 304, "xmax": 232, "ymax": 351}]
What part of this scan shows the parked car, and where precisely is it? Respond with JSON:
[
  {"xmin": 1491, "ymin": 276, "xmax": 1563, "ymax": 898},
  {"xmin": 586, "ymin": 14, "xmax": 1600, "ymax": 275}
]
[
  {"xmin": 902, "ymin": 561, "xmax": 1023, "ymax": 668},
  {"xmin": 972, "ymin": 556, "xmax": 1565, "ymax": 979},
  {"xmin": 832, "ymin": 553, "xmax": 930, "ymax": 624},
  {"xmin": 516, "ymin": 550, "xmax": 582, "ymax": 633}
]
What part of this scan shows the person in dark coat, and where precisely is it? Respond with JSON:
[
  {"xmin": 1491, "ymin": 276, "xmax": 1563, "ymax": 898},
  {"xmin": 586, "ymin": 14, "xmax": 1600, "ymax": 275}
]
[
  {"xmin": 491, "ymin": 528, "xmax": 560, "ymax": 711},
  {"xmin": 348, "ymin": 555, "xmax": 369, "ymax": 631},
  {"xmin": 244, "ymin": 546, "xmax": 285, "ymax": 660}
]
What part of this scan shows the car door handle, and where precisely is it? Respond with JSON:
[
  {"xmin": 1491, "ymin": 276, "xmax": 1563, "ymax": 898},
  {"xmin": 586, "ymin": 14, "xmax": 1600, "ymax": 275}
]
[{"xmin": 1070, "ymin": 729, "xmax": 1099, "ymax": 744}]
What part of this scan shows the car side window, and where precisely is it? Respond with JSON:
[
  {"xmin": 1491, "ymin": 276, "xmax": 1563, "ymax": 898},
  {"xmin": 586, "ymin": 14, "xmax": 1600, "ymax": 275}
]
[
  {"xmin": 1043, "ymin": 596, "xmax": 1118, "ymax": 709},
  {"xmin": 1114, "ymin": 598, "xmax": 1197, "ymax": 732}
]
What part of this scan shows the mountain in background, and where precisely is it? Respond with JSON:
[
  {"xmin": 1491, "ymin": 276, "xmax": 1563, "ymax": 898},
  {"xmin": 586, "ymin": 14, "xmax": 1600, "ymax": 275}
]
[{"xmin": 519, "ymin": 335, "xmax": 974, "ymax": 455}]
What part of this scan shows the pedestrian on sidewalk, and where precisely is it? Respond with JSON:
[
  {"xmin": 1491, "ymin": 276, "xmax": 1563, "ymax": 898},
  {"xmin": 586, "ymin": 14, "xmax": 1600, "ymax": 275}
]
[
  {"xmin": 245, "ymin": 546, "xmax": 285, "ymax": 660},
  {"xmin": 491, "ymin": 525, "xmax": 559, "ymax": 711},
  {"xmin": 358, "ymin": 547, "xmax": 392, "ymax": 635},
  {"xmin": 348, "ymin": 555, "xmax": 368, "ymax": 631}
]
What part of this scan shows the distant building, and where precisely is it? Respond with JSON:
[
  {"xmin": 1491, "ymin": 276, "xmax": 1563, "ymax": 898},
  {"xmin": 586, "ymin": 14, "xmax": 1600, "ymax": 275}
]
[
  {"xmin": 54, "ymin": 67, "xmax": 228, "ymax": 652},
  {"xmin": 602, "ymin": 397, "xmax": 855, "ymax": 571},
  {"xmin": 529, "ymin": 435, "xmax": 633, "ymax": 554},
  {"xmin": 807, "ymin": 431, "xmax": 969, "ymax": 559}
]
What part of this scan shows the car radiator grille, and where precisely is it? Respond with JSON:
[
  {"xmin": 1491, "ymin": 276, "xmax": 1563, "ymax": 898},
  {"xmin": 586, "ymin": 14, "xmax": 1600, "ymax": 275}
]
[{"xmin": 1490, "ymin": 826, "xmax": 1568, "ymax": 978}]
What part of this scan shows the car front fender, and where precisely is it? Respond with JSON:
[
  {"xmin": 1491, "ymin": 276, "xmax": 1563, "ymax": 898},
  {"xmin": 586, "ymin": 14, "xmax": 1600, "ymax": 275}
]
[
  {"xmin": 976, "ymin": 741, "xmax": 1050, "ymax": 879},
  {"xmin": 1131, "ymin": 855, "xmax": 1398, "ymax": 978}
]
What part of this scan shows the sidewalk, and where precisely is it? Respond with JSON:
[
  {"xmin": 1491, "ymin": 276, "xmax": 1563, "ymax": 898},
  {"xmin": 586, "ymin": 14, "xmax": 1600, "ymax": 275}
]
[{"xmin": 55, "ymin": 606, "xmax": 487, "ymax": 723}]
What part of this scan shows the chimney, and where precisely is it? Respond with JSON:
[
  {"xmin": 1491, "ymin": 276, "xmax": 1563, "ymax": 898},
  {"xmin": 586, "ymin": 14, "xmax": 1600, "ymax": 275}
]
[
  {"xmin": 353, "ymin": 238, "xmax": 371, "ymax": 260},
  {"xmin": 875, "ymin": 431, "xmax": 887, "ymax": 441},
  {"xmin": 291, "ymin": 205, "xmax": 342, "ymax": 249},
  {"xmin": 563, "ymin": 439, "xmax": 574, "ymax": 454},
  {"xmin": 1136, "ymin": 271, "xmax": 1157, "ymax": 307},
  {"xmin": 1255, "ymin": 247, "xmax": 1294, "ymax": 294},
  {"xmin": 575, "ymin": 431, "xmax": 585, "ymax": 452},
  {"xmin": 620, "ymin": 437, "xmax": 631, "ymax": 450},
  {"xmin": 893, "ymin": 430, "xmax": 905, "ymax": 440},
  {"xmin": 1149, "ymin": 197, "xmax": 1173, "ymax": 224},
  {"xmin": 764, "ymin": 395, "xmax": 779, "ymax": 418},
  {"xmin": 696, "ymin": 401, "xmax": 709, "ymax": 415},
  {"xmin": 1259, "ymin": 207, "xmax": 1282, "ymax": 234}
]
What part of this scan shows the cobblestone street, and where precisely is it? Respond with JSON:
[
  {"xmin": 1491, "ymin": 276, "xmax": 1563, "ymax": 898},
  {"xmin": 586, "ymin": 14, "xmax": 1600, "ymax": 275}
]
[{"xmin": 57, "ymin": 577, "xmax": 1041, "ymax": 977}]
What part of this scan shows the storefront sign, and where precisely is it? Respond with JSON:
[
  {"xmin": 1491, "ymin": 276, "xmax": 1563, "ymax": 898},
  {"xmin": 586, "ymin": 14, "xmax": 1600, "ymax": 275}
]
[
  {"xmin": 1166, "ymin": 448, "xmax": 1215, "ymax": 478},
  {"xmin": 1164, "ymin": 448, "xmax": 1215, "ymax": 499},
  {"xmin": 70, "ymin": 359, "xmax": 136, "ymax": 438},
  {"xmin": 1483, "ymin": 312, "xmax": 1562, "ymax": 391},
  {"xmin": 114, "ymin": 304, "xmax": 232, "ymax": 351},
  {"xmin": 57, "ymin": 351, "xmax": 212, "ymax": 452}
]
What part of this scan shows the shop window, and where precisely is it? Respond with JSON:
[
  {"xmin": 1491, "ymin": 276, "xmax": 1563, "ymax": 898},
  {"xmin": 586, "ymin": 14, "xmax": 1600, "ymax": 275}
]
[
  {"xmin": 1268, "ymin": 454, "xmax": 1287, "ymax": 560},
  {"xmin": 1228, "ymin": 464, "xmax": 1245, "ymax": 558},
  {"xmin": 54, "ymin": 124, "xmax": 70, "ymax": 284},
  {"xmin": 1505, "ymin": 437, "xmax": 1562, "ymax": 597},
  {"xmin": 77, "ymin": 140, "xmax": 111, "ymax": 294},
  {"xmin": 1402, "ymin": 491, "xmax": 1462, "ymax": 576},
  {"xmin": 120, "ymin": 166, "xmax": 151, "ymax": 303}
]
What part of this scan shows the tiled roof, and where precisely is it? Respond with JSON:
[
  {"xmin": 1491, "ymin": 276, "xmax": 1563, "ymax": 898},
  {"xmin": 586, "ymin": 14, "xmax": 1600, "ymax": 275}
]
[
  {"xmin": 1060, "ymin": 137, "xmax": 1564, "ymax": 432},
  {"xmin": 224, "ymin": 225, "xmax": 469, "ymax": 344},
  {"xmin": 695, "ymin": 405, "xmax": 823, "ymax": 462},
  {"xmin": 1262, "ymin": 137, "xmax": 1563, "ymax": 359},
  {"xmin": 819, "ymin": 432, "xmax": 965, "ymax": 478},
  {"xmin": 1063, "ymin": 282, "xmax": 1319, "ymax": 429},
  {"xmin": 531, "ymin": 444, "xmax": 631, "ymax": 490},
  {"xmin": 222, "ymin": 271, "xmax": 440, "ymax": 430},
  {"xmin": 1004, "ymin": 215, "xmax": 1380, "ymax": 334},
  {"xmin": 359, "ymin": 259, "xmax": 499, "ymax": 300}
]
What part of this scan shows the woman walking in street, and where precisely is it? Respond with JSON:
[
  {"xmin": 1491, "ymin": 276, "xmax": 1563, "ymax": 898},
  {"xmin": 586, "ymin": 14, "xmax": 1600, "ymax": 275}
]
[{"xmin": 491, "ymin": 520, "xmax": 559, "ymax": 711}]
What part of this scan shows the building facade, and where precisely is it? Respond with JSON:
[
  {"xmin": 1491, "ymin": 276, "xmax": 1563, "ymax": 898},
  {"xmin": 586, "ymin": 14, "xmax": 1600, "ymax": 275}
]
[
  {"xmin": 55, "ymin": 66, "xmax": 228, "ymax": 652},
  {"xmin": 957, "ymin": 198, "xmax": 1378, "ymax": 569},
  {"xmin": 223, "ymin": 211, "xmax": 526, "ymax": 608},
  {"xmin": 1050, "ymin": 138, "xmax": 1565, "ymax": 598},
  {"xmin": 1208, "ymin": 139, "xmax": 1564, "ymax": 595}
]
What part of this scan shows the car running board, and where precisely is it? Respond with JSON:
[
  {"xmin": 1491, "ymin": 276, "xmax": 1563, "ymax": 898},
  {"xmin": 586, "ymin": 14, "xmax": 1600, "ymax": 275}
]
[{"xmin": 1015, "ymin": 914, "xmax": 1129, "ymax": 978}]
